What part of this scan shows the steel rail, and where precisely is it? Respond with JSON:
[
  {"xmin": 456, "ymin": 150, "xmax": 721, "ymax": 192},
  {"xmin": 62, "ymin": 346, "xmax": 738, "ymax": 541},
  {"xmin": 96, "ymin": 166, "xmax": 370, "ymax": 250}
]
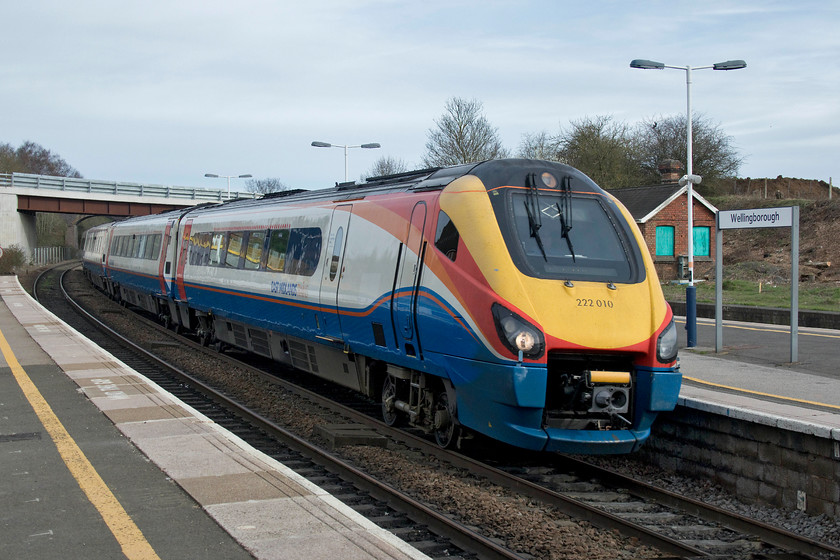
[
  {"xmin": 60, "ymin": 263, "xmax": 840, "ymax": 559},
  {"xmin": 176, "ymin": 333, "xmax": 839, "ymax": 559},
  {"xmin": 555, "ymin": 455, "xmax": 840, "ymax": 560},
  {"xmin": 56, "ymin": 266, "xmax": 524, "ymax": 560},
  {"xmin": 56, "ymin": 263, "xmax": 703, "ymax": 558}
]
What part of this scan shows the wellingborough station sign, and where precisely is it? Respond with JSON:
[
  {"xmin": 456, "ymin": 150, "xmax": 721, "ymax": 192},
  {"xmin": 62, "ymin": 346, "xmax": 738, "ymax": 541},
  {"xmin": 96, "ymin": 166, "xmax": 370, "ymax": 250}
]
[{"xmin": 715, "ymin": 206, "xmax": 800, "ymax": 361}]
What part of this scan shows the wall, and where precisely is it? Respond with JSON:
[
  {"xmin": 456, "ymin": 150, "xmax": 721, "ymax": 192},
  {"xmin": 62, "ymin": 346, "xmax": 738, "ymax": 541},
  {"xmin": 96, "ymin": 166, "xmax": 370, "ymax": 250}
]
[
  {"xmin": 645, "ymin": 195, "xmax": 717, "ymax": 282},
  {"xmin": 668, "ymin": 300, "xmax": 840, "ymax": 330},
  {"xmin": 641, "ymin": 404, "xmax": 840, "ymax": 518},
  {"xmin": 0, "ymin": 192, "xmax": 37, "ymax": 262}
]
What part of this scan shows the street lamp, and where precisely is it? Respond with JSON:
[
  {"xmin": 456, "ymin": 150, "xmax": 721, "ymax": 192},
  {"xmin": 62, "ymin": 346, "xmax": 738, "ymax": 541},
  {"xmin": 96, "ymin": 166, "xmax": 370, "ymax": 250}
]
[
  {"xmin": 311, "ymin": 141, "xmax": 381, "ymax": 182},
  {"xmin": 204, "ymin": 173, "xmax": 253, "ymax": 200},
  {"xmin": 630, "ymin": 58, "xmax": 746, "ymax": 347}
]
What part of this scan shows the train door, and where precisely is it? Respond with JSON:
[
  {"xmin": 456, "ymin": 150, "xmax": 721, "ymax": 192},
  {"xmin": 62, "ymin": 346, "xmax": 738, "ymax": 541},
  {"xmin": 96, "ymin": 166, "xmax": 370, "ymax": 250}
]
[
  {"xmin": 103, "ymin": 225, "xmax": 116, "ymax": 296},
  {"xmin": 157, "ymin": 218, "xmax": 176, "ymax": 297},
  {"xmin": 174, "ymin": 218, "xmax": 193, "ymax": 301},
  {"xmin": 392, "ymin": 201, "xmax": 427, "ymax": 358},
  {"xmin": 103, "ymin": 225, "xmax": 115, "ymax": 275},
  {"xmin": 318, "ymin": 205, "xmax": 352, "ymax": 343}
]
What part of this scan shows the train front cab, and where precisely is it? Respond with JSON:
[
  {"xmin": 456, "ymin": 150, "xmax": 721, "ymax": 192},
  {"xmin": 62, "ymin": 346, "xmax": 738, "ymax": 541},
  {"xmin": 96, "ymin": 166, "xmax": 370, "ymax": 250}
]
[
  {"xmin": 428, "ymin": 160, "xmax": 681, "ymax": 453},
  {"xmin": 437, "ymin": 325, "xmax": 681, "ymax": 453}
]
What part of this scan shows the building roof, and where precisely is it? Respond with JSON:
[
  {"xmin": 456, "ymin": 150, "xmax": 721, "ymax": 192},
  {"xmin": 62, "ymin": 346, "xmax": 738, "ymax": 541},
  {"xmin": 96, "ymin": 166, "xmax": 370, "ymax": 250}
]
[{"xmin": 606, "ymin": 183, "xmax": 718, "ymax": 223}]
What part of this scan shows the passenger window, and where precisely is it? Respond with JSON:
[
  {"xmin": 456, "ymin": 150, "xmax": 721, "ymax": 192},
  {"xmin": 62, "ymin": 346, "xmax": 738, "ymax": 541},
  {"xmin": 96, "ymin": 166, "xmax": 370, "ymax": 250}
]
[
  {"xmin": 266, "ymin": 229, "xmax": 290, "ymax": 272},
  {"xmin": 197, "ymin": 233, "xmax": 210, "ymax": 265},
  {"xmin": 329, "ymin": 227, "xmax": 344, "ymax": 281},
  {"xmin": 209, "ymin": 233, "xmax": 226, "ymax": 266},
  {"xmin": 434, "ymin": 211, "xmax": 460, "ymax": 262},
  {"xmin": 244, "ymin": 231, "xmax": 265, "ymax": 270},
  {"xmin": 225, "ymin": 232, "xmax": 245, "ymax": 268},
  {"xmin": 137, "ymin": 236, "xmax": 147, "ymax": 259},
  {"xmin": 286, "ymin": 228, "xmax": 322, "ymax": 277},
  {"xmin": 188, "ymin": 233, "xmax": 205, "ymax": 265},
  {"xmin": 143, "ymin": 234, "xmax": 157, "ymax": 260}
]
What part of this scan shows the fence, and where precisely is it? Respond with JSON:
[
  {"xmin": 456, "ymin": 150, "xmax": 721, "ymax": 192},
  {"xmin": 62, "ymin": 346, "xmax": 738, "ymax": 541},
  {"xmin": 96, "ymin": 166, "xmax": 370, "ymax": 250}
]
[
  {"xmin": 728, "ymin": 177, "xmax": 835, "ymax": 200},
  {"xmin": 0, "ymin": 172, "xmax": 259, "ymax": 201},
  {"xmin": 32, "ymin": 246, "xmax": 77, "ymax": 266}
]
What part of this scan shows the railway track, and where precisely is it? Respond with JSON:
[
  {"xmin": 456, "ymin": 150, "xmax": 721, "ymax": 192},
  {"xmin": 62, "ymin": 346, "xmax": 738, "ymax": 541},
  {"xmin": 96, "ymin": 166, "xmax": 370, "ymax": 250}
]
[
  {"xmin": 38, "ymin": 262, "xmax": 840, "ymax": 560},
  {"xmin": 36, "ymin": 263, "xmax": 505, "ymax": 560}
]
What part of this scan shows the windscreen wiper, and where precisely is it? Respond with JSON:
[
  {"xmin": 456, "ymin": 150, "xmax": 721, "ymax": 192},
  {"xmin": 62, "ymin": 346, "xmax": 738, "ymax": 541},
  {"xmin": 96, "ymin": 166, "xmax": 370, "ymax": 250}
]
[
  {"xmin": 524, "ymin": 173, "xmax": 547, "ymax": 261},
  {"xmin": 557, "ymin": 176, "xmax": 576, "ymax": 262}
]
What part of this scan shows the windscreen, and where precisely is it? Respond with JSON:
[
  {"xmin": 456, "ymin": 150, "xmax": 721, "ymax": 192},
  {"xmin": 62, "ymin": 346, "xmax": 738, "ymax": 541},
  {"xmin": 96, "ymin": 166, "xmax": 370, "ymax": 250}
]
[{"xmin": 505, "ymin": 191, "xmax": 642, "ymax": 282}]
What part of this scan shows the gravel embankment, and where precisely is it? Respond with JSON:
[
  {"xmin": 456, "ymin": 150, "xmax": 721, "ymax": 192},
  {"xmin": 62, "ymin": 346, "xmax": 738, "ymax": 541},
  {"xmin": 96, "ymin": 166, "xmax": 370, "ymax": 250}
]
[{"xmin": 55, "ymin": 269, "xmax": 840, "ymax": 558}]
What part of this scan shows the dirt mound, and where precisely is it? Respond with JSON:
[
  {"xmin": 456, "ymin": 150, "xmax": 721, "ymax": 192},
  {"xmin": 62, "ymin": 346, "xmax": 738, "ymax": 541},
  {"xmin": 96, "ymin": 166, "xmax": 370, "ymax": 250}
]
[{"xmin": 709, "ymin": 197, "xmax": 840, "ymax": 284}]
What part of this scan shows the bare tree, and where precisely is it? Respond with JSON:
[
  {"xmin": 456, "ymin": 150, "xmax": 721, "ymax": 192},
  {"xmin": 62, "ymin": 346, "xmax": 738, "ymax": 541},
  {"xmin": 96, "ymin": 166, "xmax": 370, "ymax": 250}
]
[
  {"xmin": 423, "ymin": 97, "xmax": 508, "ymax": 167},
  {"xmin": 363, "ymin": 155, "xmax": 410, "ymax": 180},
  {"xmin": 245, "ymin": 177, "xmax": 288, "ymax": 194},
  {"xmin": 634, "ymin": 114, "xmax": 743, "ymax": 192},
  {"xmin": 0, "ymin": 140, "xmax": 82, "ymax": 177},
  {"xmin": 556, "ymin": 115, "xmax": 644, "ymax": 189},
  {"xmin": 517, "ymin": 131, "xmax": 560, "ymax": 161},
  {"xmin": 0, "ymin": 143, "xmax": 16, "ymax": 172}
]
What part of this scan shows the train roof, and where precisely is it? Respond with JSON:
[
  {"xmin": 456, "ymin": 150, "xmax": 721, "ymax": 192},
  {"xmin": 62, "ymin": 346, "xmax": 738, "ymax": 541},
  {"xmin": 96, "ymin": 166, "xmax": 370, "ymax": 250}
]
[
  {"xmin": 100, "ymin": 159, "xmax": 609, "ymax": 228},
  {"xmin": 187, "ymin": 162, "xmax": 476, "ymax": 214},
  {"xmin": 180, "ymin": 159, "xmax": 606, "ymax": 216}
]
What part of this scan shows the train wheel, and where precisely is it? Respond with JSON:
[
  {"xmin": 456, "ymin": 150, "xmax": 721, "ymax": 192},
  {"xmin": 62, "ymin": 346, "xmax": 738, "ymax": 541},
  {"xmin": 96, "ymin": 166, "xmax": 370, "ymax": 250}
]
[
  {"xmin": 381, "ymin": 376, "xmax": 399, "ymax": 427},
  {"xmin": 433, "ymin": 391, "xmax": 458, "ymax": 448}
]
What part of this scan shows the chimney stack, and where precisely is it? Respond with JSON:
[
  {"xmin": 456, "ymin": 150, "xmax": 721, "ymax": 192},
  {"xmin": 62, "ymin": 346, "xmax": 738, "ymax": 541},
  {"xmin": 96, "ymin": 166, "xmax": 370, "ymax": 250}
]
[{"xmin": 658, "ymin": 160, "xmax": 683, "ymax": 183}]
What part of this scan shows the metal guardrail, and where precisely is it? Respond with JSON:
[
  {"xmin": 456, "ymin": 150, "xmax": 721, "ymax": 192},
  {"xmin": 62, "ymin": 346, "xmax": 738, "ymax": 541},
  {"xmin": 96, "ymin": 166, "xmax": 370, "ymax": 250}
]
[
  {"xmin": 32, "ymin": 246, "xmax": 77, "ymax": 266},
  {"xmin": 0, "ymin": 172, "xmax": 259, "ymax": 201}
]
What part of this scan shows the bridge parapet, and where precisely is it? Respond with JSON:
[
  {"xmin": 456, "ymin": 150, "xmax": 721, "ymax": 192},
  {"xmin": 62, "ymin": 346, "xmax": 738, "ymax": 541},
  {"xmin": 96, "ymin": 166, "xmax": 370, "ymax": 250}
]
[
  {"xmin": 0, "ymin": 172, "xmax": 260, "ymax": 263},
  {"xmin": 0, "ymin": 172, "xmax": 258, "ymax": 202}
]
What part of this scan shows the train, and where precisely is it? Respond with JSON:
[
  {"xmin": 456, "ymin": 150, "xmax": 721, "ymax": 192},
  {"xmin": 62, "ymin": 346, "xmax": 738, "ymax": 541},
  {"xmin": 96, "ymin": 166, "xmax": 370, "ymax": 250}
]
[{"xmin": 81, "ymin": 158, "xmax": 681, "ymax": 454}]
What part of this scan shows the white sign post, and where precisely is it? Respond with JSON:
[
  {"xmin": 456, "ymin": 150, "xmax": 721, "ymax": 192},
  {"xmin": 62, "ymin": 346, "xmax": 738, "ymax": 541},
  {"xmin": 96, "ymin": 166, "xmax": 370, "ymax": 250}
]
[{"xmin": 715, "ymin": 206, "xmax": 799, "ymax": 362}]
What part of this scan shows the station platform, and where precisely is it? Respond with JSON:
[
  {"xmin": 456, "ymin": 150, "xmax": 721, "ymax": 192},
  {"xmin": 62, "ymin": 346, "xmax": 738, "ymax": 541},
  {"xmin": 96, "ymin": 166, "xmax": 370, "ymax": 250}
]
[
  {"xmin": 2, "ymin": 271, "xmax": 838, "ymax": 558},
  {"xmin": 679, "ymin": 351, "xmax": 840, "ymax": 440},
  {"xmin": 674, "ymin": 317, "xmax": 840, "ymax": 442},
  {"xmin": 0, "ymin": 274, "xmax": 431, "ymax": 560}
]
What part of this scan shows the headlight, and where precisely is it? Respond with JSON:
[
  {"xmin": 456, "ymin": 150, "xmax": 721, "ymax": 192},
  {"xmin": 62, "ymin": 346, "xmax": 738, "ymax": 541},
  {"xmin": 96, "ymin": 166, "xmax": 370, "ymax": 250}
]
[
  {"xmin": 657, "ymin": 319, "xmax": 678, "ymax": 363},
  {"xmin": 492, "ymin": 303, "xmax": 545, "ymax": 359}
]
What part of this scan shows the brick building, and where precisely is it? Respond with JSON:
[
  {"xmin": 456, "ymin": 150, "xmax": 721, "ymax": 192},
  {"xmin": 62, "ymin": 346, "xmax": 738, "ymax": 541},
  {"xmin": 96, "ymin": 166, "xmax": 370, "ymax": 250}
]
[{"xmin": 607, "ymin": 161, "xmax": 718, "ymax": 282}]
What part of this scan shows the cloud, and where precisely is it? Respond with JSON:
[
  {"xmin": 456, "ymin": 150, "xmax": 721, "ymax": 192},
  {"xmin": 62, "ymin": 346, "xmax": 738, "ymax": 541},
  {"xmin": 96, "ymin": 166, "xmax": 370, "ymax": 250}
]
[{"xmin": 1, "ymin": 0, "xmax": 837, "ymax": 187}]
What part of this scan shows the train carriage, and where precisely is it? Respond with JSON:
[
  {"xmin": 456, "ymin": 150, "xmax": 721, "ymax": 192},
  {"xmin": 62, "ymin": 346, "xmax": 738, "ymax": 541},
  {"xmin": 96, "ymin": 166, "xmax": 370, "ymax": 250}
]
[
  {"xmin": 83, "ymin": 159, "xmax": 680, "ymax": 453},
  {"xmin": 81, "ymin": 222, "xmax": 113, "ymax": 291}
]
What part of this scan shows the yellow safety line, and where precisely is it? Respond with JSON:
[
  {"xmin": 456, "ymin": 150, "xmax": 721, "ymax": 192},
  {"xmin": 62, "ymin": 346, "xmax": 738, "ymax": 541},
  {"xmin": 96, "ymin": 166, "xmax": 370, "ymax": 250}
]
[
  {"xmin": 684, "ymin": 375, "xmax": 840, "ymax": 411},
  {"xmin": 0, "ymin": 327, "xmax": 160, "ymax": 560},
  {"xmin": 675, "ymin": 317, "xmax": 840, "ymax": 339}
]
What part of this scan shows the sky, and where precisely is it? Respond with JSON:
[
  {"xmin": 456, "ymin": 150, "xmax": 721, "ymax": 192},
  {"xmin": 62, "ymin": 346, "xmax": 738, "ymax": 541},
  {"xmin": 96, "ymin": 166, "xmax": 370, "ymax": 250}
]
[{"xmin": 2, "ymin": 1, "xmax": 838, "ymax": 191}]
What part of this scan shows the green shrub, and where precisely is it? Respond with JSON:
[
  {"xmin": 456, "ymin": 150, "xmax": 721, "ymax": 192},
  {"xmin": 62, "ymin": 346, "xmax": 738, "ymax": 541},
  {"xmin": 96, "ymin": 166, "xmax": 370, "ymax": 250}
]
[{"xmin": 0, "ymin": 244, "xmax": 27, "ymax": 274}]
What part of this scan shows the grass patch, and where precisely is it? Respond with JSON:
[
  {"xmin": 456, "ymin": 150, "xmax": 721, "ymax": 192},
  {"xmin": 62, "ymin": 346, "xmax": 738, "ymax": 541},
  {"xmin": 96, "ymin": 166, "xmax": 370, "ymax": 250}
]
[{"xmin": 661, "ymin": 280, "xmax": 840, "ymax": 312}]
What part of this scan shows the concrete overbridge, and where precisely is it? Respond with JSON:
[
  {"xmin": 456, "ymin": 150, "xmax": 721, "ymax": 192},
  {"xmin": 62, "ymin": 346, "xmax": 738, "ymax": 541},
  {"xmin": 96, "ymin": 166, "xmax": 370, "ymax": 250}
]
[{"xmin": 1, "ymin": 172, "xmax": 258, "ymax": 261}]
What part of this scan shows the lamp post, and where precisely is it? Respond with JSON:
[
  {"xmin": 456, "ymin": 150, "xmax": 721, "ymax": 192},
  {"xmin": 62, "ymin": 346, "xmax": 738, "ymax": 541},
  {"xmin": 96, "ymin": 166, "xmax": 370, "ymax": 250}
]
[
  {"xmin": 311, "ymin": 141, "xmax": 381, "ymax": 182},
  {"xmin": 630, "ymin": 58, "xmax": 746, "ymax": 347},
  {"xmin": 204, "ymin": 173, "xmax": 252, "ymax": 200}
]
